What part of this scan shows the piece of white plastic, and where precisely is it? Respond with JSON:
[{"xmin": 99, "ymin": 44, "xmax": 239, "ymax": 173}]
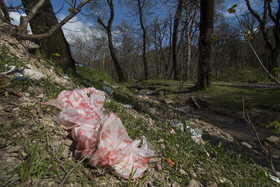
[{"xmin": 46, "ymin": 87, "xmax": 155, "ymax": 179}]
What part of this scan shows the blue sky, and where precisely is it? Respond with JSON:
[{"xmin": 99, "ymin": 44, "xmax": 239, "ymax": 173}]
[{"xmin": 4, "ymin": 0, "xmax": 264, "ymax": 44}]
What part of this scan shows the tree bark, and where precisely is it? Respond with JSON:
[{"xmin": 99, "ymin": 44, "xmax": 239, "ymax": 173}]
[
  {"xmin": 172, "ymin": 0, "xmax": 183, "ymax": 80},
  {"xmin": 197, "ymin": 0, "xmax": 214, "ymax": 89},
  {"xmin": 21, "ymin": 0, "xmax": 76, "ymax": 74},
  {"xmin": 97, "ymin": 0, "xmax": 126, "ymax": 82}
]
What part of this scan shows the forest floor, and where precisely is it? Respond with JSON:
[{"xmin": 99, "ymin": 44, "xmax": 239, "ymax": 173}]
[
  {"xmin": 127, "ymin": 79, "xmax": 280, "ymax": 173},
  {"xmin": 1, "ymin": 24, "xmax": 280, "ymax": 186}
]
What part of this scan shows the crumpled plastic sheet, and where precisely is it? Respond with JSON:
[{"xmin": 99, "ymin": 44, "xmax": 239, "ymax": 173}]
[{"xmin": 47, "ymin": 87, "xmax": 155, "ymax": 179}]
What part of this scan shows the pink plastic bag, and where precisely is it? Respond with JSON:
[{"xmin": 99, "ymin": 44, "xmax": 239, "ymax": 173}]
[{"xmin": 47, "ymin": 87, "xmax": 155, "ymax": 179}]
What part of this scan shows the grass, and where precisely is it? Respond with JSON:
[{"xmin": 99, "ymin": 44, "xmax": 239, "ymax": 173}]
[
  {"xmin": 103, "ymin": 99, "xmax": 277, "ymax": 186},
  {"xmin": 214, "ymin": 66, "xmax": 271, "ymax": 83},
  {"xmin": 0, "ymin": 47, "xmax": 25, "ymax": 72},
  {"xmin": 0, "ymin": 46, "xmax": 279, "ymax": 185},
  {"xmin": 1, "ymin": 76, "xmax": 278, "ymax": 186},
  {"xmin": 194, "ymin": 86, "xmax": 280, "ymax": 125}
]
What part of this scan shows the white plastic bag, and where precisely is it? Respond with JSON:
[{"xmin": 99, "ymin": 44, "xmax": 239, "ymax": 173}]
[{"xmin": 46, "ymin": 87, "xmax": 155, "ymax": 179}]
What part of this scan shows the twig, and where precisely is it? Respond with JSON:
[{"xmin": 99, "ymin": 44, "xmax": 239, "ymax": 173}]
[
  {"xmin": 242, "ymin": 99, "xmax": 276, "ymax": 174},
  {"xmin": 58, "ymin": 148, "xmax": 96, "ymax": 187},
  {"xmin": 2, "ymin": 176, "xmax": 20, "ymax": 186},
  {"xmin": 46, "ymin": 132, "xmax": 68, "ymax": 174}
]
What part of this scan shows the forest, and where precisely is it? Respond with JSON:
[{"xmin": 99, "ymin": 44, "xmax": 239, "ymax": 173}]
[{"xmin": 0, "ymin": 0, "xmax": 280, "ymax": 186}]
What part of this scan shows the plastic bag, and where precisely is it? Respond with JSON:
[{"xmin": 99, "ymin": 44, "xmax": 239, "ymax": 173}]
[{"xmin": 46, "ymin": 87, "xmax": 155, "ymax": 179}]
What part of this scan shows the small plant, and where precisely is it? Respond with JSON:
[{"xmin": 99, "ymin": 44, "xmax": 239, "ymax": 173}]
[{"xmin": 266, "ymin": 116, "xmax": 280, "ymax": 135}]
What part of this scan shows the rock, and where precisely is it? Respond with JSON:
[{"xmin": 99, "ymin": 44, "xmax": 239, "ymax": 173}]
[
  {"xmin": 189, "ymin": 170, "xmax": 197, "ymax": 178},
  {"xmin": 24, "ymin": 69, "xmax": 46, "ymax": 80},
  {"xmin": 0, "ymin": 104, "xmax": 4, "ymax": 111},
  {"xmin": 155, "ymin": 163, "xmax": 162, "ymax": 171},
  {"xmin": 5, "ymin": 145, "xmax": 21, "ymax": 153},
  {"xmin": 218, "ymin": 177, "xmax": 232, "ymax": 184},
  {"xmin": 272, "ymin": 154, "xmax": 280, "ymax": 159},
  {"xmin": 27, "ymin": 86, "xmax": 44, "ymax": 96},
  {"xmin": 36, "ymin": 93, "xmax": 44, "ymax": 98},
  {"xmin": 171, "ymin": 181, "xmax": 179, "ymax": 187},
  {"xmin": 187, "ymin": 179, "xmax": 200, "ymax": 187},
  {"xmin": 179, "ymin": 169, "xmax": 187, "ymax": 176},
  {"xmin": 165, "ymin": 98, "xmax": 173, "ymax": 105},
  {"xmin": 20, "ymin": 40, "xmax": 39, "ymax": 51},
  {"xmin": 241, "ymin": 142, "xmax": 252, "ymax": 149},
  {"xmin": 65, "ymin": 139, "xmax": 73, "ymax": 147},
  {"xmin": 266, "ymin": 136, "xmax": 280, "ymax": 145},
  {"xmin": 158, "ymin": 139, "xmax": 164, "ymax": 143},
  {"xmin": 207, "ymin": 181, "xmax": 218, "ymax": 187}
]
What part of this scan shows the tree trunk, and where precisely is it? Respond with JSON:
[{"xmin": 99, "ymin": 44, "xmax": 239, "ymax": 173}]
[
  {"xmin": 97, "ymin": 0, "xmax": 126, "ymax": 82},
  {"xmin": 271, "ymin": 43, "xmax": 280, "ymax": 72},
  {"xmin": 137, "ymin": 0, "xmax": 148, "ymax": 79},
  {"xmin": 22, "ymin": 0, "xmax": 76, "ymax": 74},
  {"xmin": 185, "ymin": 31, "xmax": 191, "ymax": 80},
  {"xmin": 197, "ymin": 0, "xmax": 214, "ymax": 89},
  {"xmin": 172, "ymin": 0, "xmax": 183, "ymax": 80}
]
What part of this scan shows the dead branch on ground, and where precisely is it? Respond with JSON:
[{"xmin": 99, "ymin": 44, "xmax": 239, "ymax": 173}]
[{"xmin": 242, "ymin": 99, "xmax": 276, "ymax": 174}]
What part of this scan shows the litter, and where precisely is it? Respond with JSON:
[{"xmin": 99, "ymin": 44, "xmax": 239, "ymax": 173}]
[
  {"xmin": 268, "ymin": 173, "xmax": 280, "ymax": 184},
  {"xmin": 0, "ymin": 64, "xmax": 45, "ymax": 81},
  {"xmin": 46, "ymin": 87, "xmax": 155, "ymax": 179},
  {"xmin": 185, "ymin": 122, "xmax": 204, "ymax": 144},
  {"xmin": 166, "ymin": 158, "xmax": 175, "ymax": 167},
  {"xmin": 24, "ymin": 69, "xmax": 45, "ymax": 80},
  {"xmin": 102, "ymin": 86, "xmax": 114, "ymax": 95},
  {"xmin": 186, "ymin": 126, "xmax": 203, "ymax": 137},
  {"xmin": 170, "ymin": 129, "xmax": 176, "ymax": 134},
  {"xmin": 122, "ymin": 104, "xmax": 132, "ymax": 109},
  {"xmin": 170, "ymin": 119, "xmax": 184, "ymax": 132}
]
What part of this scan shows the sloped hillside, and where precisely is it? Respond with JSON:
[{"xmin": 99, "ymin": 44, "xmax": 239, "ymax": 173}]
[{"xmin": 0, "ymin": 22, "xmax": 278, "ymax": 186}]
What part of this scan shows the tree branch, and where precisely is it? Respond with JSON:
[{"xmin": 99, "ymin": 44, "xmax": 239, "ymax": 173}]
[
  {"xmin": 97, "ymin": 17, "xmax": 107, "ymax": 30},
  {"xmin": 242, "ymin": 99, "xmax": 276, "ymax": 174},
  {"xmin": 244, "ymin": 0, "xmax": 273, "ymax": 51},
  {"xmin": 267, "ymin": 1, "xmax": 276, "ymax": 23},
  {"xmin": 0, "ymin": 0, "xmax": 11, "ymax": 22},
  {"xmin": 18, "ymin": 0, "xmax": 45, "ymax": 34},
  {"xmin": 17, "ymin": 0, "xmax": 90, "ymax": 40}
]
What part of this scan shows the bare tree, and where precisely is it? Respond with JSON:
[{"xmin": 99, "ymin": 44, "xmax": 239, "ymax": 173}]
[
  {"xmin": 97, "ymin": 0, "xmax": 127, "ymax": 82},
  {"xmin": 117, "ymin": 20, "xmax": 138, "ymax": 78},
  {"xmin": 197, "ymin": 0, "xmax": 215, "ymax": 89},
  {"xmin": 245, "ymin": 0, "xmax": 280, "ymax": 72},
  {"xmin": 1, "ymin": 0, "xmax": 91, "ymax": 73},
  {"xmin": 172, "ymin": 0, "xmax": 184, "ymax": 80},
  {"xmin": 181, "ymin": 1, "xmax": 199, "ymax": 80},
  {"xmin": 136, "ymin": 0, "xmax": 149, "ymax": 79},
  {"xmin": 20, "ymin": 0, "xmax": 91, "ymax": 74}
]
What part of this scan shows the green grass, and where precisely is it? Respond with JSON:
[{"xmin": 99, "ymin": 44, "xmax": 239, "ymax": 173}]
[
  {"xmin": 76, "ymin": 66, "xmax": 116, "ymax": 90},
  {"xmin": 0, "ymin": 47, "xmax": 25, "ymax": 72},
  {"xmin": 214, "ymin": 67, "xmax": 271, "ymax": 83},
  {"xmin": 103, "ymin": 99, "xmax": 277, "ymax": 186},
  {"xmin": 139, "ymin": 78, "xmax": 182, "ymax": 86}
]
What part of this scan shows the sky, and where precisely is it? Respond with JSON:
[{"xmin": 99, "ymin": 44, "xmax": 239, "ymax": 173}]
[
  {"xmin": 4, "ymin": 0, "xmax": 265, "ymax": 43},
  {"xmin": 5, "ymin": 0, "xmax": 136, "ymax": 42}
]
